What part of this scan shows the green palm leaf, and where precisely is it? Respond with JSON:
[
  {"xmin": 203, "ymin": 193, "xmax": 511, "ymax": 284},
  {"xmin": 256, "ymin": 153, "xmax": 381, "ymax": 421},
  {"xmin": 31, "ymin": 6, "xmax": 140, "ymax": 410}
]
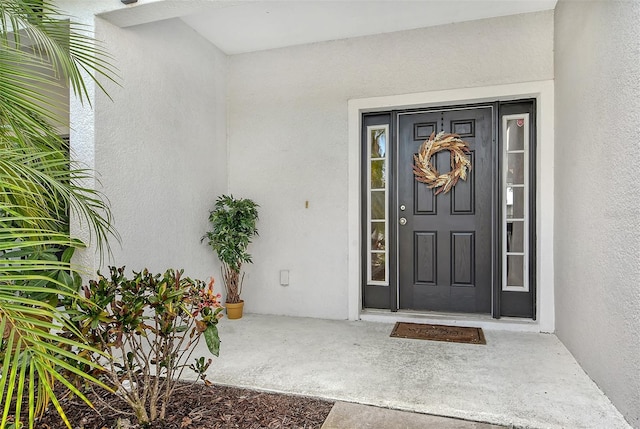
[{"xmin": 0, "ymin": 0, "xmax": 120, "ymax": 427}]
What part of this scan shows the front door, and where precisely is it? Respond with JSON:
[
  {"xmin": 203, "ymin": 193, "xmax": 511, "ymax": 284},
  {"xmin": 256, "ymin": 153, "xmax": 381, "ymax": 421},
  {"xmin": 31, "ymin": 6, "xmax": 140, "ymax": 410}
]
[
  {"xmin": 361, "ymin": 101, "xmax": 535, "ymax": 318},
  {"xmin": 397, "ymin": 106, "xmax": 494, "ymax": 313}
]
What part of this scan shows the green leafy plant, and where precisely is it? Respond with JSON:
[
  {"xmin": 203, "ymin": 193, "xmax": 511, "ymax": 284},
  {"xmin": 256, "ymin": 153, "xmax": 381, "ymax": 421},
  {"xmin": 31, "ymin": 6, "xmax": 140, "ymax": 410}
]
[
  {"xmin": 202, "ymin": 195, "xmax": 259, "ymax": 304},
  {"xmin": 2, "ymin": 246, "xmax": 82, "ymax": 307},
  {"xmin": 0, "ymin": 232, "xmax": 112, "ymax": 429},
  {"xmin": 189, "ymin": 356, "xmax": 213, "ymax": 384},
  {"xmin": 65, "ymin": 267, "xmax": 223, "ymax": 425},
  {"xmin": 0, "ymin": 1, "xmax": 119, "ymax": 427}
]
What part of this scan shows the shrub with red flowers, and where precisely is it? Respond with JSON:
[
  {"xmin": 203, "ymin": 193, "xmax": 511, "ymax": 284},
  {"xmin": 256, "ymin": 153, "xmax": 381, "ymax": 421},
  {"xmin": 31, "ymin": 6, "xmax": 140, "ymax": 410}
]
[{"xmin": 65, "ymin": 267, "xmax": 223, "ymax": 425}]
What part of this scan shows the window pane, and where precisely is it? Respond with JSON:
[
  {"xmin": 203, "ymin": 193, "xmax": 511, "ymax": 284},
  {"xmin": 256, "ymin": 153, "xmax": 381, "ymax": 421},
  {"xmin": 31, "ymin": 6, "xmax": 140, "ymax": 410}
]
[
  {"xmin": 506, "ymin": 119, "xmax": 525, "ymax": 151},
  {"xmin": 506, "ymin": 255, "xmax": 524, "ymax": 287},
  {"xmin": 367, "ymin": 125, "xmax": 389, "ymax": 286},
  {"xmin": 371, "ymin": 160, "xmax": 386, "ymax": 189},
  {"xmin": 502, "ymin": 115, "xmax": 529, "ymax": 293},
  {"xmin": 506, "ymin": 186, "xmax": 525, "ymax": 219},
  {"xmin": 506, "ymin": 153, "xmax": 525, "ymax": 185},
  {"xmin": 371, "ymin": 129, "xmax": 386, "ymax": 158},
  {"xmin": 371, "ymin": 221, "xmax": 386, "ymax": 250},
  {"xmin": 371, "ymin": 253, "xmax": 386, "ymax": 282},
  {"xmin": 371, "ymin": 191, "xmax": 386, "ymax": 220},
  {"xmin": 506, "ymin": 221, "xmax": 525, "ymax": 253}
]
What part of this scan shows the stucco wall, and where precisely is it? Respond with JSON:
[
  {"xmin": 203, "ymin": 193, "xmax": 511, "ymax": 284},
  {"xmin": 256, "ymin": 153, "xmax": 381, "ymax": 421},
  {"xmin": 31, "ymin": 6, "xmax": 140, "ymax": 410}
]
[
  {"xmin": 93, "ymin": 17, "xmax": 228, "ymax": 282},
  {"xmin": 227, "ymin": 11, "xmax": 554, "ymax": 319},
  {"xmin": 554, "ymin": 1, "xmax": 640, "ymax": 427}
]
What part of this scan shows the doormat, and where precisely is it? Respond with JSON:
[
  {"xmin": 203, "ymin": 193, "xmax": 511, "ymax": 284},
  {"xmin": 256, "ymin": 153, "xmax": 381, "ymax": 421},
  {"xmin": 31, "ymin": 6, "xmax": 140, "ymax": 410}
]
[{"xmin": 390, "ymin": 322, "xmax": 486, "ymax": 345}]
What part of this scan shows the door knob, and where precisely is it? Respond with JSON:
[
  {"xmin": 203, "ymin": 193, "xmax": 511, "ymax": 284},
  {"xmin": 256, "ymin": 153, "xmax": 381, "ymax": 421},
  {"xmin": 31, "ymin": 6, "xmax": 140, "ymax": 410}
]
[{"xmin": 399, "ymin": 217, "xmax": 407, "ymax": 225}]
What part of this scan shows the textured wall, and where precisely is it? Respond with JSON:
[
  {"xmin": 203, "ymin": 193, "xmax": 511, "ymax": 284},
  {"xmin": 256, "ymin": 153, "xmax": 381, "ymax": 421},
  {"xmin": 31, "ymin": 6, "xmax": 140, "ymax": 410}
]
[
  {"xmin": 93, "ymin": 18, "xmax": 228, "ymax": 282},
  {"xmin": 554, "ymin": 1, "xmax": 640, "ymax": 427},
  {"xmin": 227, "ymin": 11, "xmax": 554, "ymax": 319}
]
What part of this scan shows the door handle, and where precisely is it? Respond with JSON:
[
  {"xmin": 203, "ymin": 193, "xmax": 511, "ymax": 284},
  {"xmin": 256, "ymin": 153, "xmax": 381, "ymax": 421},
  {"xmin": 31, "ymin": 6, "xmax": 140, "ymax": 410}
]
[{"xmin": 399, "ymin": 217, "xmax": 407, "ymax": 225}]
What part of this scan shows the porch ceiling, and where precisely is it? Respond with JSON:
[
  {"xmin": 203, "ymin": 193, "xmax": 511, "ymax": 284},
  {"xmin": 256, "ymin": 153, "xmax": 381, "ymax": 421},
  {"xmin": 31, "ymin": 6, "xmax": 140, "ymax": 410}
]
[{"xmin": 101, "ymin": 0, "xmax": 557, "ymax": 55}]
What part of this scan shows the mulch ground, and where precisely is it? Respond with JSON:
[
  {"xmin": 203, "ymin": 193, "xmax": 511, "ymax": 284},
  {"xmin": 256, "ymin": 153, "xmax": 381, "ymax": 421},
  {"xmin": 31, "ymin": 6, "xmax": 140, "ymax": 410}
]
[{"xmin": 27, "ymin": 383, "xmax": 334, "ymax": 429}]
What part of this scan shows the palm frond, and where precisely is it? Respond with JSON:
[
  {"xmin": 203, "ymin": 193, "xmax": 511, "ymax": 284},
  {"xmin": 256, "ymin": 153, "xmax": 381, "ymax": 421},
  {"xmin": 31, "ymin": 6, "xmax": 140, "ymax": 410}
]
[
  {"xmin": 0, "ymin": 1, "xmax": 121, "ymax": 427},
  {"xmin": 0, "ymin": 142, "xmax": 120, "ymax": 258}
]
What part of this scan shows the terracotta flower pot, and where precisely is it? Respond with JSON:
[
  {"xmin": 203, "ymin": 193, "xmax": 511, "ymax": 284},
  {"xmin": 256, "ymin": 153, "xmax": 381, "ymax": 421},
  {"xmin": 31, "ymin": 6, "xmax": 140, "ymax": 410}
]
[{"xmin": 225, "ymin": 300, "xmax": 244, "ymax": 320}]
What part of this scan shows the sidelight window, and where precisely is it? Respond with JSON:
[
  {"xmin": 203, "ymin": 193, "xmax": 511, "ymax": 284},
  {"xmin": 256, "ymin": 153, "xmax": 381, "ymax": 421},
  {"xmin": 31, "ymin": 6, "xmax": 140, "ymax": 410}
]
[
  {"xmin": 367, "ymin": 125, "xmax": 389, "ymax": 285},
  {"xmin": 502, "ymin": 115, "xmax": 529, "ymax": 292}
]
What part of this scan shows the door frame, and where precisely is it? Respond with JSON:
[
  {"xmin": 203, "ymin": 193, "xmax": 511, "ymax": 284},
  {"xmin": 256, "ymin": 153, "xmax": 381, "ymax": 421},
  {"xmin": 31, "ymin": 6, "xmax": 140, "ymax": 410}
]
[{"xmin": 347, "ymin": 80, "xmax": 555, "ymax": 332}]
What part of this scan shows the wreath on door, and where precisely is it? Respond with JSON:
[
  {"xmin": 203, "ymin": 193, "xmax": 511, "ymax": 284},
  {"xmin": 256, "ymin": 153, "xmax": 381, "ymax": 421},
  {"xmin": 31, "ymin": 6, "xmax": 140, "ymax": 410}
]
[{"xmin": 412, "ymin": 131, "xmax": 472, "ymax": 195}]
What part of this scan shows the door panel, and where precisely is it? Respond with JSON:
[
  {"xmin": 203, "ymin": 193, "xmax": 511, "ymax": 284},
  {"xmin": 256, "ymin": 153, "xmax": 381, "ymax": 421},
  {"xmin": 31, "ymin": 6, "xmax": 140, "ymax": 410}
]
[
  {"xmin": 397, "ymin": 107, "xmax": 493, "ymax": 313},
  {"xmin": 498, "ymin": 100, "xmax": 536, "ymax": 319},
  {"xmin": 362, "ymin": 112, "xmax": 395, "ymax": 310}
]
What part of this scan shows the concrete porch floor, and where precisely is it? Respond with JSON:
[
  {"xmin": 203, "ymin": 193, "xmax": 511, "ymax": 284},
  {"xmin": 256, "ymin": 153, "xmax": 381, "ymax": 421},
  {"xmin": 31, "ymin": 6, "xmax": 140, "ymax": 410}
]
[{"xmin": 190, "ymin": 314, "xmax": 630, "ymax": 428}]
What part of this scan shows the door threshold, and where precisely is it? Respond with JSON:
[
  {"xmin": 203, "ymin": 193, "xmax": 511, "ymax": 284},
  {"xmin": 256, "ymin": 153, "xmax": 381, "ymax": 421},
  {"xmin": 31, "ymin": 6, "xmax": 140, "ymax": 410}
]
[{"xmin": 360, "ymin": 309, "xmax": 542, "ymax": 332}]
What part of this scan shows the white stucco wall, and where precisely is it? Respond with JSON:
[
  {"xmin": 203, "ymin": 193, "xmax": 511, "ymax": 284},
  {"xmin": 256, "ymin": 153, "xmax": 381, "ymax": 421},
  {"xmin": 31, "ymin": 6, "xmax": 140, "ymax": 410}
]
[
  {"xmin": 227, "ymin": 11, "xmax": 554, "ymax": 319},
  {"xmin": 93, "ymin": 17, "xmax": 228, "ymax": 282},
  {"xmin": 554, "ymin": 1, "xmax": 640, "ymax": 427}
]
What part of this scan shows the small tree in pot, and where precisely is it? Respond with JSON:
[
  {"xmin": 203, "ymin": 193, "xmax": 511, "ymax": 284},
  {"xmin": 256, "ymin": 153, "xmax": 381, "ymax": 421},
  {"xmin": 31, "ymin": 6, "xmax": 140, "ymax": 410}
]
[{"xmin": 203, "ymin": 195, "xmax": 259, "ymax": 318}]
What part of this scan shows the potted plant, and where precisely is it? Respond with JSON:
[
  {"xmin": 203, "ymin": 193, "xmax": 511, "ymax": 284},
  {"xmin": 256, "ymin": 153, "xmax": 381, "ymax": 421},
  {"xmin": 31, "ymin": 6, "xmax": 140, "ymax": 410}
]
[{"xmin": 202, "ymin": 195, "xmax": 259, "ymax": 319}]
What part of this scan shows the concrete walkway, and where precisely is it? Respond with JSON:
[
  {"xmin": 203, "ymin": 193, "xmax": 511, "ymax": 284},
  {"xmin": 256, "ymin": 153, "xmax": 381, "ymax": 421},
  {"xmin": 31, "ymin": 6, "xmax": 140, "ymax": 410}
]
[
  {"xmin": 189, "ymin": 314, "xmax": 630, "ymax": 429},
  {"xmin": 322, "ymin": 402, "xmax": 504, "ymax": 429}
]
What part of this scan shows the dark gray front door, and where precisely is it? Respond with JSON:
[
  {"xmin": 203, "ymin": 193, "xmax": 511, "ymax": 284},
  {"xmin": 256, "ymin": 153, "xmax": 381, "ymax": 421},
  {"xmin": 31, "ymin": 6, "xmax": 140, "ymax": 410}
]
[{"xmin": 397, "ymin": 106, "xmax": 494, "ymax": 313}]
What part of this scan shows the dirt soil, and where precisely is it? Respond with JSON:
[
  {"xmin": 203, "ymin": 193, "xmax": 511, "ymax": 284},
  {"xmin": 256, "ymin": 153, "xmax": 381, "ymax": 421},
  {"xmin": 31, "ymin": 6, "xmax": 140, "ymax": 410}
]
[{"xmin": 28, "ymin": 383, "xmax": 334, "ymax": 429}]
